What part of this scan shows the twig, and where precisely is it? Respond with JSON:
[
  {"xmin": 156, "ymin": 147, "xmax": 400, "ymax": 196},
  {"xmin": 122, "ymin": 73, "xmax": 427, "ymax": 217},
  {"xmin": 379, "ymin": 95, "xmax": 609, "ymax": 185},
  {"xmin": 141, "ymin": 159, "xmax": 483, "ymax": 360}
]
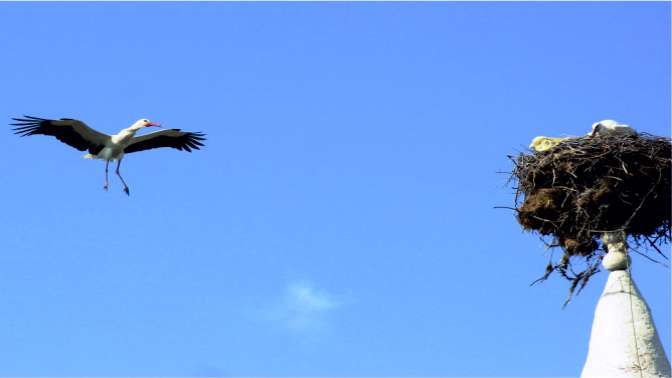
[
  {"xmin": 493, "ymin": 206, "xmax": 519, "ymax": 212},
  {"xmin": 630, "ymin": 246, "xmax": 669, "ymax": 268},
  {"xmin": 644, "ymin": 235, "xmax": 669, "ymax": 260}
]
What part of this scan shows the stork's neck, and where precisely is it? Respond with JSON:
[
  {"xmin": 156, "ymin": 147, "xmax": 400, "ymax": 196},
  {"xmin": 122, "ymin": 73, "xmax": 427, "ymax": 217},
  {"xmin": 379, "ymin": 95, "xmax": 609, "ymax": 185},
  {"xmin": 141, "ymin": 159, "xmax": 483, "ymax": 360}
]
[
  {"xmin": 119, "ymin": 122, "xmax": 147, "ymax": 136},
  {"xmin": 119, "ymin": 126, "xmax": 140, "ymax": 137},
  {"xmin": 112, "ymin": 126, "xmax": 142, "ymax": 145},
  {"xmin": 127, "ymin": 124, "xmax": 145, "ymax": 132}
]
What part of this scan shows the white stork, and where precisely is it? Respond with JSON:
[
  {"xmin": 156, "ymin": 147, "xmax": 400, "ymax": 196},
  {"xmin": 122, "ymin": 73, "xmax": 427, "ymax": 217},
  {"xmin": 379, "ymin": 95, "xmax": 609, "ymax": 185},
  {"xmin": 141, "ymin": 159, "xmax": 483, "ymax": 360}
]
[
  {"xmin": 589, "ymin": 119, "xmax": 637, "ymax": 137},
  {"xmin": 12, "ymin": 116, "xmax": 206, "ymax": 195}
]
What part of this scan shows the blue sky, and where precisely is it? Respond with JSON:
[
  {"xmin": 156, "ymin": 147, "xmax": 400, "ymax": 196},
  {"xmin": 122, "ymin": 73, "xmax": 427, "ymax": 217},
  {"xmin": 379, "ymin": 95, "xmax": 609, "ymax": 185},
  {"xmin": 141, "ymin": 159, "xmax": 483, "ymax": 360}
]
[{"xmin": 0, "ymin": 2, "xmax": 669, "ymax": 376}]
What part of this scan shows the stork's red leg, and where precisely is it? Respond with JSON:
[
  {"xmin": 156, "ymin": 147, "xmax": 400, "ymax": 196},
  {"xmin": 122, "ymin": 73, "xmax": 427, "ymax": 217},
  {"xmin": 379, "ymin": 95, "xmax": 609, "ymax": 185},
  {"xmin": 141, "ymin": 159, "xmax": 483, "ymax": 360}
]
[
  {"xmin": 104, "ymin": 160, "xmax": 110, "ymax": 191},
  {"xmin": 115, "ymin": 159, "xmax": 130, "ymax": 196}
]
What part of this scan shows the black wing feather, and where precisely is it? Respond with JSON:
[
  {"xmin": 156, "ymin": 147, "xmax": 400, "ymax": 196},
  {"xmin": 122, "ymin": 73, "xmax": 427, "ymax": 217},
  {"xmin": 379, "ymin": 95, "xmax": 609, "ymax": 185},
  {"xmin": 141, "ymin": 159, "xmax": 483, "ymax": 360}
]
[
  {"xmin": 11, "ymin": 116, "xmax": 104, "ymax": 153},
  {"xmin": 123, "ymin": 129, "xmax": 207, "ymax": 154}
]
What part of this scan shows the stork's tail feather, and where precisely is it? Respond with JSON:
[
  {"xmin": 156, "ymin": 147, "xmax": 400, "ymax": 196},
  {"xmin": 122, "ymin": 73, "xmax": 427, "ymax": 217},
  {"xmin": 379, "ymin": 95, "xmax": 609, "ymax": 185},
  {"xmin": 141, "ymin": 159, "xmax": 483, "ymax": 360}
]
[{"xmin": 83, "ymin": 153, "xmax": 95, "ymax": 159}]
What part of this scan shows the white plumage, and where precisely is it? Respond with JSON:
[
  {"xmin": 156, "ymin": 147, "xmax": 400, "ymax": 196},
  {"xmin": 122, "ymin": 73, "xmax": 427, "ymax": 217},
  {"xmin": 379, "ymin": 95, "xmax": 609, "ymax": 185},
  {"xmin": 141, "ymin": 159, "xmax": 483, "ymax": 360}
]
[{"xmin": 590, "ymin": 120, "xmax": 637, "ymax": 137}]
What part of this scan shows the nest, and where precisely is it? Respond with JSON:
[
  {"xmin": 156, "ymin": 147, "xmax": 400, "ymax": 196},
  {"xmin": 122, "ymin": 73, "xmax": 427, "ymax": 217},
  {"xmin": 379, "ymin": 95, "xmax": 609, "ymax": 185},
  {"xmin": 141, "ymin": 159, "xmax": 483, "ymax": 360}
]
[{"xmin": 508, "ymin": 133, "xmax": 671, "ymax": 303}]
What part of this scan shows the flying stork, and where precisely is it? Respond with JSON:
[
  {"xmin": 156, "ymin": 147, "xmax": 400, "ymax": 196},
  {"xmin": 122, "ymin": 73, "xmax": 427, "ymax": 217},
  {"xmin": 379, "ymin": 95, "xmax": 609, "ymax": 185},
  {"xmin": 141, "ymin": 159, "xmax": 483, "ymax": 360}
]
[{"xmin": 11, "ymin": 116, "xmax": 206, "ymax": 195}]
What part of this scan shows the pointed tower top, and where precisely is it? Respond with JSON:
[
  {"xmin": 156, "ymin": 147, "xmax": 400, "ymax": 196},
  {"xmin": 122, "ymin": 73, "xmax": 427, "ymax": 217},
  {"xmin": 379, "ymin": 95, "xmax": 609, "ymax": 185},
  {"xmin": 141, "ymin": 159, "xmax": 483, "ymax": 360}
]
[{"xmin": 581, "ymin": 232, "xmax": 670, "ymax": 378}]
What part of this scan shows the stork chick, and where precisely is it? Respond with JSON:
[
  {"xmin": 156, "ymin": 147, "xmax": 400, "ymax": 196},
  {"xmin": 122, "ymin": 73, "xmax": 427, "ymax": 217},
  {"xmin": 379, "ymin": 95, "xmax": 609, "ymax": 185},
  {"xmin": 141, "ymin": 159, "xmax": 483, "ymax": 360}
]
[{"xmin": 529, "ymin": 136, "xmax": 573, "ymax": 152}]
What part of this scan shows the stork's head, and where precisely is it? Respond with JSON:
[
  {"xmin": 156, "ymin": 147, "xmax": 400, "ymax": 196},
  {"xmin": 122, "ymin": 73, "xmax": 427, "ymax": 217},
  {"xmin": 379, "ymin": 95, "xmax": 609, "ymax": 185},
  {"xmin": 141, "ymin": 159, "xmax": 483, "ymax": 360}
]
[{"xmin": 130, "ymin": 118, "xmax": 161, "ymax": 130}]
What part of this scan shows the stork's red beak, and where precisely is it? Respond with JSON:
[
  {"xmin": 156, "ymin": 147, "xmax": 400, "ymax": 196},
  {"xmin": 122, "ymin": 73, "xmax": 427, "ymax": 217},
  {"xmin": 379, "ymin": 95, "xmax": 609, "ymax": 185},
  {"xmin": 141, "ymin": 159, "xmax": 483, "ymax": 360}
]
[{"xmin": 147, "ymin": 122, "xmax": 161, "ymax": 127}]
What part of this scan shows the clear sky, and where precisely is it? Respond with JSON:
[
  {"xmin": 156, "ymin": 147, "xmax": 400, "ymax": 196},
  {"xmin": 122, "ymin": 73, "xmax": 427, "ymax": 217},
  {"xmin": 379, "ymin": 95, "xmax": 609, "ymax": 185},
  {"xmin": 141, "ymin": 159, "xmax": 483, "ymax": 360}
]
[{"xmin": 0, "ymin": 2, "xmax": 669, "ymax": 376}]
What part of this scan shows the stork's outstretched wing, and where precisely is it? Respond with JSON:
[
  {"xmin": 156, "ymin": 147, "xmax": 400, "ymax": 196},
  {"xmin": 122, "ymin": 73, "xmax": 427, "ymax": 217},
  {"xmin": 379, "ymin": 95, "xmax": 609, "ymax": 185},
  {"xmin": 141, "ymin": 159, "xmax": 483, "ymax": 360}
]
[
  {"xmin": 11, "ymin": 115, "xmax": 110, "ymax": 153},
  {"xmin": 124, "ymin": 129, "xmax": 206, "ymax": 153}
]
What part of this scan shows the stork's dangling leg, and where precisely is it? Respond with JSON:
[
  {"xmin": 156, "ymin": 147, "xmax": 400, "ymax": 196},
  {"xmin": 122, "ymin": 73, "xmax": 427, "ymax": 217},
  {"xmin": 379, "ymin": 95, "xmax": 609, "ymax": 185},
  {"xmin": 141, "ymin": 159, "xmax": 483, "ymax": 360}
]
[
  {"xmin": 115, "ymin": 159, "xmax": 130, "ymax": 196},
  {"xmin": 104, "ymin": 160, "xmax": 110, "ymax": 191}
]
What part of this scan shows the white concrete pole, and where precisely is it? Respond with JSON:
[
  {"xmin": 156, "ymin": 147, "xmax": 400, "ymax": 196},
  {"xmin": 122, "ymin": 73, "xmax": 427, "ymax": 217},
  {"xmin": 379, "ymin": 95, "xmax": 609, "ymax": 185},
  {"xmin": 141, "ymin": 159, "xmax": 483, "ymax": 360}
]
[{"xmin": 581, "ymin": 231, "xmax": 671, "ymax": 378}]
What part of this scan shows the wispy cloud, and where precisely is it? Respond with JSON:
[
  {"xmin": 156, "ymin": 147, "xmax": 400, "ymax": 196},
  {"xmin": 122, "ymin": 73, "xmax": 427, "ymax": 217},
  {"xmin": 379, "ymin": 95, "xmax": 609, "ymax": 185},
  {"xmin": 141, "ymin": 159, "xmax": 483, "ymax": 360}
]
[{"xmin": 266, "ymin": 281, "xmax": 343, "ymax": 332}]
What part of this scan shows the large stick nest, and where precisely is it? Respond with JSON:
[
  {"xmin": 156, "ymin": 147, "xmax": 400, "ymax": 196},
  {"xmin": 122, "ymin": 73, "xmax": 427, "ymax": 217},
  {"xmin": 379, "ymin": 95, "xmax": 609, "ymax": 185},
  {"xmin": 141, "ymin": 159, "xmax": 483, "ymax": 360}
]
[{"xmin": 508, "ymin": 133, "xmax": 671, "ymax": 303}]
